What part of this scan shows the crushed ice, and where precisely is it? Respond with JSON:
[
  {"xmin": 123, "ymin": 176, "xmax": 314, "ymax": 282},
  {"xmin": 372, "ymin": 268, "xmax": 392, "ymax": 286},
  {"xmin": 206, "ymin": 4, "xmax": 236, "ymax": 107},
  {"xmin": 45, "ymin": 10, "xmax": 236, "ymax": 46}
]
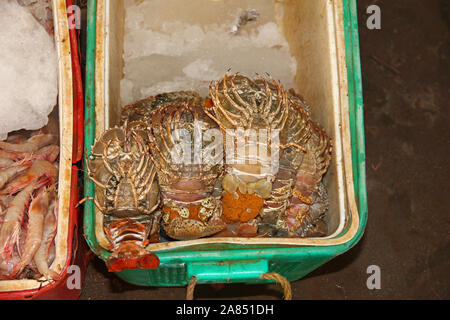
[
  {"xmin": 121, "ymin": 0, "xmax": 297, "ymax": 105},
  {"xmin": 0, "ymin": 0, "xmax": 57, "ymax": 140}
]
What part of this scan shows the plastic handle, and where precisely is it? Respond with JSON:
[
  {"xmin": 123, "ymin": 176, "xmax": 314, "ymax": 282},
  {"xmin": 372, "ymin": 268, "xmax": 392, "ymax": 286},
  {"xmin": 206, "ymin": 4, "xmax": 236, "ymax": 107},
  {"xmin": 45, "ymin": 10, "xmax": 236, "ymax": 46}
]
[{"xmin": 186, "ymin": 259, "xmax": 268, "ymax": 283}]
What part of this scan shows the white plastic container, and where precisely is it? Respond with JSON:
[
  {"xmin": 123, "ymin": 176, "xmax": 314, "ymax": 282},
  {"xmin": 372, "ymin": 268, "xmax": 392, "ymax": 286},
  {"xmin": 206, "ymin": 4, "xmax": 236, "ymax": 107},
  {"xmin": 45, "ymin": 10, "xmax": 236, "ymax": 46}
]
[{"xmin": 92, "ymin": 0, "xmax": 360, "ymax": 252}]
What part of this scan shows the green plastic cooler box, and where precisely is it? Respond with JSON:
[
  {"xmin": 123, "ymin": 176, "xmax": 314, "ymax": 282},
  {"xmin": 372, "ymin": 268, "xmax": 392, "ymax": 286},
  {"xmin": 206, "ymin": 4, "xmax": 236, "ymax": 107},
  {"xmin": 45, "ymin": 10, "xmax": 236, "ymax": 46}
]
[{"xmin": 83, "ymin": 0, "xmax": 367, "ymax": 288}]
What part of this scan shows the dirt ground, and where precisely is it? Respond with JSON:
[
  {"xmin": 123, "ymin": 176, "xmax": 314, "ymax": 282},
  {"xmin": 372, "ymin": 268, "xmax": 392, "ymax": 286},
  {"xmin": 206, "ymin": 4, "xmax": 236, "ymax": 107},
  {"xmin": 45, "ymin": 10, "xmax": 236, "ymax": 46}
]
[{"xmin": 79, "ymin": 0, "xmax": 449, "ymax": 300}]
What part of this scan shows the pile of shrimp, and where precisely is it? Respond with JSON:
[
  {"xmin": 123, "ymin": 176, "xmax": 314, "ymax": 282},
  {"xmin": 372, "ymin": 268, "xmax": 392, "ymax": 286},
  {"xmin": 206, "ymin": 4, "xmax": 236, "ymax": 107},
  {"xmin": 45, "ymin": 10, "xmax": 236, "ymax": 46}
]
[{"xmin": 0, "ymin": 132, "xmax": 60, "ymax": 281}]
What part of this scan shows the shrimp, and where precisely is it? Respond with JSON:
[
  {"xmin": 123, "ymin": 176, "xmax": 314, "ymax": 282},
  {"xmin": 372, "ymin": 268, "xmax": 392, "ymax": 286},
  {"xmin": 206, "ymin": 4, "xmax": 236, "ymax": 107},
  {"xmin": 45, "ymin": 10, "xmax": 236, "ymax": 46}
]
[
  {"xmin": 34, "ymin": 197, "xmax": 59, "ymax": 280},
  {"xmin": 0, "ymin": 145, "xmax": 60, "ymax": 164},
  {"xmin": 6, "ymin": 134, "xmax": 27, "ymax": 144},
  {"xmin": 0, "ymin": 158, "xmax": 14, "ymax": 168},
  {"xmin": 0, "ymin": 183, "xmax": 35, "ymax": 262},
  {"xmin": 0, "ymin": 207, "xmax": 4, "ymax": 231},
  {"xmin": 0, "ymin": 160, "xmax": 58, "ymax": 195},
  {"xmin": 46, "ymin": 199, "xmax": 58, "ymax": 267},
  {"xmin": 0, "ymin": 195, "xmax": 12, "ymax": 211},
  {"xmin": 11, "ymin": 187, "xmax": 52, "ymax": 277},
  {"xmin": 34, "ymin": 145, "xmax": 60, "ymax": 163},
  {"xmin": 0, "ymin": 250, "xmax": 20, "ymax": 279},
  {"xmin": 0, "ymin": 162, "xmax": 32, "ymax": 189},
  {"xmin": 0, "ymin": 134, "xmax": 57, "ymax": 153},
  {"xmin": 0, "ymin": 150, "xmax": 22, "ymax": 161},
  {"xmin": 47, "ymin": 242, "xmax": 55, "ymax": 267}
]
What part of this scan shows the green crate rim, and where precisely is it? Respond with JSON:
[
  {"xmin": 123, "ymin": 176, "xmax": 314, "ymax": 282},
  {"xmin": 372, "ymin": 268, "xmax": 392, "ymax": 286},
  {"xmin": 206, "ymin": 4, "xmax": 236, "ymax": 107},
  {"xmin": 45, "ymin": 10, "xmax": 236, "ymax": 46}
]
[{"xmin": 83, "ymin": 0, "xmax": 367, "ymax": 272}]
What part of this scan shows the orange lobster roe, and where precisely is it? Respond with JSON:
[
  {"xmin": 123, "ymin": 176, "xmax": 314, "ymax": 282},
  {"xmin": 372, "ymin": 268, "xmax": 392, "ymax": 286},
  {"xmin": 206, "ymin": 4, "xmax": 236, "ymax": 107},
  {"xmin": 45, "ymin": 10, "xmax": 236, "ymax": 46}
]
[
  {"xmin": 222, "ymin": 190, "xmax": 264, "ymax": 223},
  {"xmin": 204, "ymin": 98, "xmax": 214, "ymax": 108},
  {"xmin": 163, "ymin": 205, "xmax": 202, "ymax": 222}
]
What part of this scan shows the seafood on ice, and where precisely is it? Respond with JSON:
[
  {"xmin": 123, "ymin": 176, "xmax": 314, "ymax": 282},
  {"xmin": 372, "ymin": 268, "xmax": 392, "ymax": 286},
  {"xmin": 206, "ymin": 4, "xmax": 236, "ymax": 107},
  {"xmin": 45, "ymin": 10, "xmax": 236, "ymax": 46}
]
[{"xmin": 0, "ymin": 132, "xmax": 60, "ymax": 280}]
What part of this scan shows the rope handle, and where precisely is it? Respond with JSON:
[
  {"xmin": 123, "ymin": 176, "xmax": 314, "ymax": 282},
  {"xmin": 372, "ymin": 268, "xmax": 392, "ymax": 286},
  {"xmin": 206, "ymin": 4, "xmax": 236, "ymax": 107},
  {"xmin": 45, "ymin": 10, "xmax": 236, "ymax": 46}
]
[
  {"xmin": 262, "ymin": 273, "xmax": 292, "ymax": 300},
  {"xmin": 186, "ymin": 272, "xmax": 292, "ymax": 300}
]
